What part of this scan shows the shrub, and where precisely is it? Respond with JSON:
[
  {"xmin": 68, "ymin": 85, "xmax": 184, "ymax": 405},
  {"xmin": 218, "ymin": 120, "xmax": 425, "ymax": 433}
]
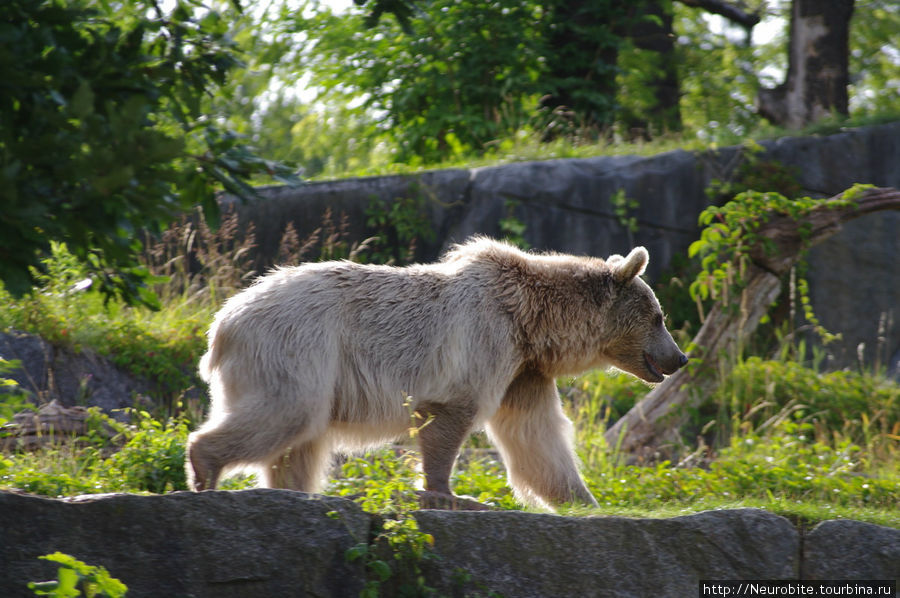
[{"xmin": 104, "ymin": 411, "xmax": 190, "ymax": 494}]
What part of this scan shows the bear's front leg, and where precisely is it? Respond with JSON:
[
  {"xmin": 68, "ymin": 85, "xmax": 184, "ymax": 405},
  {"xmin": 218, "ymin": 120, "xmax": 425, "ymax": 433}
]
[
  {"xmin": 415, "ymin": 400, "xmax": 478, "ymax": 496},
  {"xmin": 487, "ymin": 370, "xmax": 599, "ymax": 508}
]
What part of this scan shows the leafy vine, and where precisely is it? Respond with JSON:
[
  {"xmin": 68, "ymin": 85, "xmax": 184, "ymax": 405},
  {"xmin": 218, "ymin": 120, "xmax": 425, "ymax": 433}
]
[{"xmin": 687, "ymin": 184, "xmax": 873, "ymax": 342}]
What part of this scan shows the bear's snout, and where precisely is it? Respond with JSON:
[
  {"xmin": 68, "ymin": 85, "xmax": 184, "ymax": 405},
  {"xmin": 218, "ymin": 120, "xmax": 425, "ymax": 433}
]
[
  {"xmin": 642, "ymin": 347, "xmax": 688, "ymax": 383},
  {"xmin": 660, "ymin": 350, "xmax": 689, "ymax": 375}
]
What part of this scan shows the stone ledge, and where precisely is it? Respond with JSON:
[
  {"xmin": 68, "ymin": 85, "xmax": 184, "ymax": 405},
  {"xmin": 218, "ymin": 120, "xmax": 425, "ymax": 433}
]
[{"xmin": 1, "ymin": 491, "xmax": 896, "ymax": 597}]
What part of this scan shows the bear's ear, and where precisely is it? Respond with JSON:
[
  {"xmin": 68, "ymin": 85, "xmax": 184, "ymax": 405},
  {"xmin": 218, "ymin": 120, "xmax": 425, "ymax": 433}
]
[{"xmin": 611, "ymin": 247, "xmax": 648, "ymax": 283}]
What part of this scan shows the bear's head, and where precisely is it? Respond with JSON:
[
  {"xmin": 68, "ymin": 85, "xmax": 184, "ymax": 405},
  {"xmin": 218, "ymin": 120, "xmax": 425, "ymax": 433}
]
[{"xmin": 602, "ymin": 247, "xmax": 688, "ymax": 383}]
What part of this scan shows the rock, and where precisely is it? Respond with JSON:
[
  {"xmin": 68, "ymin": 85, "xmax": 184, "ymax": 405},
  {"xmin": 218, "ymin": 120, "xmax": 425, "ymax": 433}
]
[
  {"xmin": 456, "ymin": 151, "xmax": 708, "ymax": 282},
  {"xmin": 414, "ymin": 508, "xmax": 799, "ymax": 598},
  {"xmin": 2, "ymin": 491, "xmax": 896, "ymax": 598},
  {"xmin": 805, "ymin": 213, "xmax": 900, "ymax": 375},
  {"xmin": 0, "ymin": 489, "xmax": 369, "ymax": 598},
  {"xmin": 228, "ymin": 169, "xmax": 472, "ymax": 270},
  {"xmin": 0, "ymin": 400, "xmax": 119, "ymax": 451},
  {"xmin": 0, "ymin": 330, "xmax": 152, "ymax": 415},
  {"xmin": 803, "ymin": 519, "xmax": 900, "ymax": 581},
  {"xmin": 766, "ymin": 124, "xmax": 900, "ymax": 374}
]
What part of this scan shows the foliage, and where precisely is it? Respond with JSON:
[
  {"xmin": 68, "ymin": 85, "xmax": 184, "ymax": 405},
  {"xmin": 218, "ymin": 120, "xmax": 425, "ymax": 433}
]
[
  {"xmin": 331, "ymin": 444, "xmax": 438, "ymax": 596},
  {"xmin": 580, "ymin": 420, "xmax": 898, "ymax": 517},
  {"xmin": 30, "ymin": 0, "xmax": 886, "ymax": 180},
  {"xmin": 346, "ymin": 510, "xmax": 438, "ymax": 598},
  {"xmin": 0, "ymin": 0, "xmax": 298, "ymax": 306},
  {"xmin": 0, "ymin": 243, "xmax": 207, "ymax": 403},
  {"xmin": 498, "ymin": 200, "xmax": 530, "ymax": 250},
  {"xmin": 1, "ymin": 408, "xmax": 183, "ymax": 496},
  {"xmin": 703, "ymin": 139, "xmax": 803, "ymax": 205},
  {"xmin": 364, "ymin": 189, "xmax": 435, "ymax": 265},
  {"xmin": 29, "ymin": 552, "xmax": 127, "ymax": 598},
  {"xmin": 686, "ymin": 185, "xmax": 869, "ymax": 334},
  {"xmin": 610, "ymin": 188, "xmax": 640, "ymax": 239},
  {"xmin": 104, "ymin": 411, "xmax": 190, "ymax": 494},
  {"xmin": 673, "ymin": 3, "xmax": 762, "ymax": 141},
  {"xmin": 294, "ymin": 0, "xmax": 546, "ymax": 163},
  {"xmin": 0, "ymin": 359, "xmax": 34, "ymax": 427},
  {"xmin": 2, "ymin": 354, "xmax": 897, "ymax": 527},
  {"xmin": 838, "ymin": 0, "xmax": 899, "ymax": 118},
  {"xmin": 712, "ymin": 357, "xmax": 899, "ymax": 457}
]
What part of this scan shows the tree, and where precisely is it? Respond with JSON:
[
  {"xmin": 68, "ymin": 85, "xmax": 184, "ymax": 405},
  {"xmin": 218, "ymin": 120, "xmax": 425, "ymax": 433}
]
[
  {"xmin": 617, "ymin": 0, "xmax": 683, "ymax": 138},
  {"xmin": 0, "ymin": 0, "xmax": 297, "ymax": 305},
  {"xmin": 537, "ymin": 0, "xmax": 628, "ymax": 138},
  {"xmin": 296, "ymin": 0, "xmax": 545, "ymax": 162},
  {"xmin": 237, "ymin": 0, "xmax": 895, "ymax": 170},
  {"xmin": 757, "ymin": 0, "xmax": 856, "ymax": 128}
]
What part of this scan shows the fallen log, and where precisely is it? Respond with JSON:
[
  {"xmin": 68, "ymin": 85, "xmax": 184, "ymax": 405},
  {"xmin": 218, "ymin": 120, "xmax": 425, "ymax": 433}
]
[{"xmin": 605, "ymin": 185, "xmax": 900, "ymax": 457}]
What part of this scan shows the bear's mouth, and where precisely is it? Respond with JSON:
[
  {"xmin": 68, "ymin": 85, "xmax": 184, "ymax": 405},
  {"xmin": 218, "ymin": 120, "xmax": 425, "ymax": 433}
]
[{"xmin": 643, "ymin": 352, "xmax": 665, "ymax": 383}]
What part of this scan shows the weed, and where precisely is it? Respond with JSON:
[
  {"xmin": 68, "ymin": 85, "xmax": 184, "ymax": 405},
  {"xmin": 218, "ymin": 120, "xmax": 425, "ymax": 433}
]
[
  {"xmin": 29, "ymin": 552, "xmax": 127, "ymax": 598},
  {"xmin": 610, "ymin": 188, "xmax": 639, "ymax": 247},
  {"xmin": 364, "ymin": 187, "xmax": 435, "ymax": 265},
  {"xmin": 498, "ymin": 199, "xmax": 530, "ymax": 250},
  {"xmin": 331, "ymin": 446, "xmax": 439, "ymax": 596}
]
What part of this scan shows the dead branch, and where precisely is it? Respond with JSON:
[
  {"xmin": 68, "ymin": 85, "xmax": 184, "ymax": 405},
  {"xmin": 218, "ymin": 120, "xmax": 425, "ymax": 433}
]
[{"xmin": 677, "ymin": 0, "xmax": 761, "ymax": 30}]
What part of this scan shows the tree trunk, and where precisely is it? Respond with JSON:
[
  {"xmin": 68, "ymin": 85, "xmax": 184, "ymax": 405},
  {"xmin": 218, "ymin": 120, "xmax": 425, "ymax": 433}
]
[
  {"xmin": 757, "ymin": 0, "xmax": 855, "ymax": 129},
  {"xmin": 539, "ymin": 0, "xmax": 630, "ymax": 138},
  {"xmin": 620, "ymin": 1, "xmax": 683, "ymax": 138},
  {"xmin": 605, "ymin": 186, "xmax": 900, "ymax": 458}
]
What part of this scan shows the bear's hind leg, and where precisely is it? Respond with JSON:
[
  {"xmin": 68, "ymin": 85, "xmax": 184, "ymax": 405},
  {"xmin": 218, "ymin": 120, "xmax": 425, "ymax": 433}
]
[
  {"xmin": 416, "ymin": 401, "xmax": 478, "ymax": 496},
  {"xmin": 186, "ymin": 408, "xmax": 316, "ymax": 491},
  {"xmin": 487, "ymin": 371, "xmax": 598, "ymax": 507},
  {"xmin": 263, "ymin": 437, "xmax": 332, "ymax": 492},
  {"xmin": 186, "ymin": 430, "xmax": 222, "ymax": 491}
]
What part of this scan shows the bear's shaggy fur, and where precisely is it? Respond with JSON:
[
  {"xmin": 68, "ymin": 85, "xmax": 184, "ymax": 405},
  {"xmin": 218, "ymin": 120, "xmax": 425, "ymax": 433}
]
[{"xmin": 186, "ymin": 237, "xmax": 687, "ymax": 506}]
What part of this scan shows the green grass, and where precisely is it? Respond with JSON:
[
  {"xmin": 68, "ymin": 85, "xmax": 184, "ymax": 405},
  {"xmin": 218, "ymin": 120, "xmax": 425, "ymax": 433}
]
[{"xmin": 302, "ymin": 113, "xmax": 900, "ymax": 182}]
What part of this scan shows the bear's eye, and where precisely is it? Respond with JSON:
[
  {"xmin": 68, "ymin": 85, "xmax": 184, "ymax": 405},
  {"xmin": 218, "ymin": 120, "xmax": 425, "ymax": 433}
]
[{"xmin": 653, "ymin": 313, "xmax": 664, "ymax": 328}]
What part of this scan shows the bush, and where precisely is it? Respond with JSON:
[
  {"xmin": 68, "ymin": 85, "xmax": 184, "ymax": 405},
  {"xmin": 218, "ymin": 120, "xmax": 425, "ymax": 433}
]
[{"xmin": 104, "ymin": 412, "xmax": 190, "ymax": 494}]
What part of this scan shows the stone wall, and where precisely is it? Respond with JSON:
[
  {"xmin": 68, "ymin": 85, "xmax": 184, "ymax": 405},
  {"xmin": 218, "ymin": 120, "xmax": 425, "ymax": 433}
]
[
  {"xmin": 1, "ymin": 490, "xmax": 897, "ymax": 597},
  {"xmin": 228, "ymin": 122, "xmax": 900, "ymax": 373}
]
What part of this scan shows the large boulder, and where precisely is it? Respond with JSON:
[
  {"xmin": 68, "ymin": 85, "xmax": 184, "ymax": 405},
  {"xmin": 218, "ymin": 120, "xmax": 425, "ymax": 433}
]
[
  {"xmin": 1, "ymin": 491, "xmax": 897, "ymax": 598},
  {"xmin": 803, "ymin": 519, "xmax": 900, "ymax": 581},
  {"xmin": 0, "ymin": 490, "xmax": 369, "ymax": 598},
  {"xmin": 0, "ymin": 330, "xmax": 152, "ymax": 415},
  {"xmin": 415, "ymin": 508, "xmax": 799, "ymax": 598}
]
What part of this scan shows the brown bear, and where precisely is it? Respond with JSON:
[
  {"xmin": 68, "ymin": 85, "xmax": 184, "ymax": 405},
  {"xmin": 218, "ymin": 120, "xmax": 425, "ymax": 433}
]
[{"xmin": 186, "ymin": 237, "xmax": 687, "ymax": 507}]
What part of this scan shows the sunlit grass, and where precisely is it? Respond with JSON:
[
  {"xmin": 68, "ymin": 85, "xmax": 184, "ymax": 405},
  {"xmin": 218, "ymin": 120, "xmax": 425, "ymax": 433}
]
[{"xmin": 302, "ymin": 112, "xmax": 900, "ymax": 182}]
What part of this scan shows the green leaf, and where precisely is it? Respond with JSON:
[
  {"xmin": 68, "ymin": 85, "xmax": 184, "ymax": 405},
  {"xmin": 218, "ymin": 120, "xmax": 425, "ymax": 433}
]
[
  {"xmin": 687, "ymin": 239, "xmax": 705, "ymax": 258},
  {"xmin": 345, "ymin": 543, "xmax": 370, "ymax": 562},
  {"xmin": 70, "ymin": 80, "xmax": 94, "ymax": 119},
  {"xmin": 369, "ymin": 559, "xmax": 392, "ymax": 582}
]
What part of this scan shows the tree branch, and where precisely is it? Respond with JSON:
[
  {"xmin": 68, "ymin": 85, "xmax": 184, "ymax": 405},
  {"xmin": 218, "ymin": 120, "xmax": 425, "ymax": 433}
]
[{"xmin": 677, "ymin": 0, "xmax": 761, "ymax": 29}]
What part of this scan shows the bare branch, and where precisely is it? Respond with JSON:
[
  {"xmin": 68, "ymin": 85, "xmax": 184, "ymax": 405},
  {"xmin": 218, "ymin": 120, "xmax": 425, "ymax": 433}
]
[{"xmin": 677, "ymin": 0, "xmax": 761, "ymax": 29}]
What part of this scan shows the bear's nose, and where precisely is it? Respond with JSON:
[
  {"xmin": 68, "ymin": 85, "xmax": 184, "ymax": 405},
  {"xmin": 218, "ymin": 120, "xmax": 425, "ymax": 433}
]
[{"xmin": 678, "ymin": 353, "xmax": 689, "ymax": 367}]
